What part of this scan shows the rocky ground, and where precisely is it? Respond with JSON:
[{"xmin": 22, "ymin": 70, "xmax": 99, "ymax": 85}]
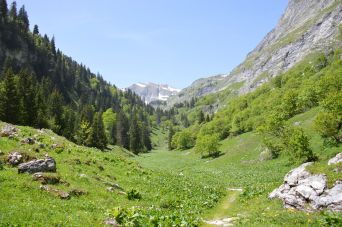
[{"xmin": 269, "ymin": 153, "xmax": 342, "ymax": 212}]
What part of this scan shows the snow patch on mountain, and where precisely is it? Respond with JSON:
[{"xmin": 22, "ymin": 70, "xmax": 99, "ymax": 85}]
[{"xmin": 127, "ymin": 82, "xmax": 180, "ymax": 104}]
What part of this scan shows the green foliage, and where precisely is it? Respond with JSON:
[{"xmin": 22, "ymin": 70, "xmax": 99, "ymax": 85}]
[
  {"xmin": 127, "ymin": 189, "xmax": 142, "ymax": 200},
  {"xmin": 318, "ymin": 211, "xmax": 342, "ymax": 227},
  {"xmin": 195, "ymin": 134, "xmax": 220, "ymax": 158},
  {"xmin": 0, "ymin": 1, "xmax": 155, "ymax": 153},
  {"xmin": 314, "ymin": 92, "xmax": 342, "ymax": 145},
  {"xmin": 171, "ymin": 128, "xmax": 196, "ymax": 150},
  {"xmin": 283, "ymin": 127, "xmax": 315, "ymax": 163},
  {"xmin": 173, "ymin": 50, "xmax": 342, "ymax": 164},
  {"xmin": 86, "ymin": 112, "xmax": 108, "ymax": 150},
  {"xmin": 102, "ymin": 108, "xmax": 116, "ymax": 144},
  {"xmin": 0, "ymin": 68, "xmax": 20, "ymax": 123},
  {"xmin": 167, "ymin": 124, "xmax": 174, "ymax": 150}
]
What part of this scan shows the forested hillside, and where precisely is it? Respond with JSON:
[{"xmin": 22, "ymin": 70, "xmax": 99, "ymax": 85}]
[
  {"xmin": 170, "ymin": 50, "xmax": 342, "ymax": 160},
  {"xmin": 0, "ymin": 0, "xmax": 154, "ymax": 153}
]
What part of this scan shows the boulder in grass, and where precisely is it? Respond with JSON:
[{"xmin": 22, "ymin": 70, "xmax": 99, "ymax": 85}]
[
  {"xmin": 18, "ymin": 156, "xmax": 56, "ymax": 174},
  {"xmin": 40, "ymin": 185, "xmax": 70, "ymax": 200},
  {"xmin": 328, "ymin": 153, "xmax": 342, "ymax": 165},
  {"xmin": 8, "ymin": 152, "xmax": 23, "ymax": 166},
  {"xmin": 269, "ymin": 158, "xmax": 342, "ymax": 212},
  {"xmin": 33, "ymin": 172, "xmax": 60, "ymax": 184},
  {"xmin": 21, "ymin": 137, "xmax": 36, "ymax": 145},
  {"xmin": 0, "ymin": 124, "xmax": 18, "ymax": 138}
]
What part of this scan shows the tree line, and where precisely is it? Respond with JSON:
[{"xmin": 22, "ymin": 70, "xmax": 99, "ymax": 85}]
[{"xmin": 0, "ymin": 0, "xmax": 153, "ymax": 153}]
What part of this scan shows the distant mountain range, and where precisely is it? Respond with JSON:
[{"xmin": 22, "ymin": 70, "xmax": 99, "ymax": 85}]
[{"xmin": 127, "ymin": 82, "xmax": 180, "ymax": 104}]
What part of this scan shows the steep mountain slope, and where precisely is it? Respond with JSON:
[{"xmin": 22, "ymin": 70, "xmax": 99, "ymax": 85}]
[
  {"xmin": 0, "ymin": 1, "xmax": 154, "ymax": 152},
  {"xmin": 127, "ymin": 82, "xmax": 180, "ymax": 103},
  {"xmin": 168, "ymin": 0, "xmax": 342, "ymax": 106}
]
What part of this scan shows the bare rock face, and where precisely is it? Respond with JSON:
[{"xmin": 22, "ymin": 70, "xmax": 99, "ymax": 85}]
[
  {"xmin": 269, "ymin": 156, "xmax": 342, "ymax": 212},
  {"xmin": 18, "ymin": 157, "xmax": 56, "ymax": 174},
  {"xmin": 328, "ymin": 153, "xmax": 342, "ymax": 165},
  {"xmin": 167, "ymin": 0, "xmax": 342, "ymax": 107},
  {"xmin": 7, "ymin": 152, "xmax": 23, "ymax": 166}
]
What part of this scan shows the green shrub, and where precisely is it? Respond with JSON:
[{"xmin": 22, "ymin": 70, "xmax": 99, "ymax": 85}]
[
  {"xmin": 127, "ymin": 189, "xmax": 141, "ymax": 200},
  {"xmin": 195, "ymin": 134, "xmax": 220, "ymax": 158},
  {"xmin": 284, "ymin": 127, "xmax": 316, "ymax": 163},
  {"xmin": 171, "ymin": 128, "xmax": 196, "ymax": 150}
]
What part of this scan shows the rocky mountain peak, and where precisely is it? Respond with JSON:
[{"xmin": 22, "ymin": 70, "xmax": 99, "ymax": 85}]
[
  {"xmin": 167, "ymin": 0, "xmax": 342, "ymax": 106},
  {"xmin": 127, "ymin": 82, "xmax": 180, "ymax": 104}
]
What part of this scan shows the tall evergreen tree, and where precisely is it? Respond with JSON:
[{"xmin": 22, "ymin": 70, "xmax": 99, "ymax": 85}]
[
  {"xmin": 0, "ymin": 0, "xmax": 8, "ymax": 23},
  {"xmin": 116, "ymin": 110, "xmax": 129, "ymax": 149},
  {"xmin": 168, "ymin": 124, "xmax": 174, "ymax": 150},
  {"xmin": 49, "ymin": 89, "xmax": 64, "ymax": 133},
  {"xmin": 35, "ymin": 85, "xmax": 48, "ymax": 128},
  {"xmin": 33, "ymin": 24, "xmax": 39, "ymax": 35},
  {"xmin": 9, "ymin": 1, "xmax": 16, "ymax": 21},
  {"xmin": 129, "ymin": 113, "xmax": 143, "ymax": 154},
  {"xmin": 86, "ymin": 112, "xmax": 107, "ymax": 150},
  {"xmin": 198, "ymin": 110, "xmax": 205, "ymax": 124},
  {"xmin": 142, "ymin": 122, "xmax": 152, "ymax": 151},
  {"xmin": 0, "ymin": 68, "xmax": 20, "ymax": 123},
  {"xmin": 18, "ymin": 5, "xmax": 28, "ymax": 31},
  {"xmin": 18, "ymin": 71, "xmax": 37, "ymax": 125}
]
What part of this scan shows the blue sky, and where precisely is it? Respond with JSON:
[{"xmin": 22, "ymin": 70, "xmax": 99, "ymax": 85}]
[{"xmin": 16, "ymin": 0, "xmax": 288, "ymax": 89}]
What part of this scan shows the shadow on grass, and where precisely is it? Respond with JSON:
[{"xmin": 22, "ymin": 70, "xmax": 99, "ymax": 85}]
[{"xmin": 201, "ymin": 151, "xmax": 225, "ymax": 159}]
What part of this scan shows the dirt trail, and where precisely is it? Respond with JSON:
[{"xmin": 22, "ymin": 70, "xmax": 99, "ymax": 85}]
[{"xmin": 203, "ymin": 188, "xmax": 242, "ymax": 227}]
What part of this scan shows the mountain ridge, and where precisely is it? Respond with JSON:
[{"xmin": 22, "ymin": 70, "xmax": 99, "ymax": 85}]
[
  {"xmin": 127, "ymin": 82, "xmax": 180, "ymax": 104},
  {"xmin": 167, "ymin": 0, "xmax": 342, "ymax": 107}
]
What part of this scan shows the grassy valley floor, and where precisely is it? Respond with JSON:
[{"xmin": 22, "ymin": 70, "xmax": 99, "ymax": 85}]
[{"xmin": 0, "ymin": 107, "xmax": 341, "ymax": 226}]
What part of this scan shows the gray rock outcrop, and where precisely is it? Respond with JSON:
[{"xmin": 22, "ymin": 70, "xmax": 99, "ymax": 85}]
[
  {"xmin": 328, "ymin": 153, "xmax": 342, "ymax": 165},
  {"xmin": 8, "ymin": 152, "xmax": 23, "ymax": 166},
  {"xmin": 269, "ymin": 154, "xmax": 342, "ymax": 212},
  {"xmin": 167, "ymin": 0, "xmax": 342, "ymax": 107},
  {"xmin": 0, "ymin": 124, "xmax": 18, "ymax": 138},
  {"xmin": 18, "ymin": 157, "xmax": 56, "ymax": 174}
]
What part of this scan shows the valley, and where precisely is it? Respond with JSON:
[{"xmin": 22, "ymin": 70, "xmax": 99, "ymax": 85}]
[{"xmin": 0, "ymin": 0, "xmax": 341, "ymax": 226}]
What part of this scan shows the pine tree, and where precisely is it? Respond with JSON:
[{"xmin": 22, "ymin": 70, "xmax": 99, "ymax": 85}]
[
  {"xmin": 18, "ymin": 5, "xmax": 29, "ymax": 31},
  {"xmin": 51, "ymin": 36, "xmax": 56, "ymax": 56},
  {"xmin": 116, "ymin": 110, "xmax": 129, "ymax": 149},
  {"xmin": 35, "ymin": 86, "xmax": 48, "ymax": 128},
  {"xmin": 18, "ymin": 71, "xmax": 37, "ymax": 125},
  {"xmin": 0, "ymin": 68, "xmax": 20, "ymax": 123},
  {"xmin": 86, "ymin": 112, "xmax": 107, "ymax": 150},
  {"xmin": 49, "ymin": 89, "xmax": 64, "ymax": 133},
  {"xmin": 142, "ymin": 122, "xmax": 152, "ymax": 151},
  {"xmin": 168, "ymin": 124, "xmax": 174, "ymax": 150},
  {"xmin": 129, "ymin": 113, "xmax": 143, "ymax": 154},
  {"xmin": 198, "ymin": 110, "xmax": 205, "ymax": 124},
  {"xmin": 33, "ymin": 24, "xmax": 39, "ymax": 35},
  {"xmin": 0, "ymin": 0, "xmax": 8, "ymax": 23},
  {"xmin": 9, "ymin": 1, "xmax": 16, "ymax": 21}
]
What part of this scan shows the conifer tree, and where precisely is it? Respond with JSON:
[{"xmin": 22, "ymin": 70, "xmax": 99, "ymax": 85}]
[
  {"xmin": 49, "ymin": 89, "xmax": 64, "ymax": 133},
  {"xmin": 198, "ymin": 110, "xmax": 205, "ymax": 124},
  {"xmin": 0, "ymin": 68, "xmax": 20, "ymax": 123},
  {"xmin": 142, "ymin": 122, "xmax": 152, "ymax": 151},
  {"xmin": 35, "ymin": 86, "xmax": 48, "ymax": 128},
  {"xmin": 129, "ymin": 113, "xmax": 143, "ymax": 154},
  {"xmin": 168, "ymin": 124, "xmax": 174, "ymax": 150},
  {"xmin": 116, "ymin": 110, "xmax": 129, "ymax": 149},
  {"xmin": 9, "ymin": 1, "xmax": 16, "ymax": 21},
  {"xmin": 86, "ymin": 112, "xmax": 107, "ymax": 150},
  {"xmin": 0, "ymin": 0, "xmax": 8, "ymax": 23},
  {"xmin": 33, "ymin": 24, "xmax": 39, "ymax": 35},
  {"xmin": 18, "ymin": 5, "xmax": 28, "ymax": 31},
  {"xmin": 18, "ymin": 71, "xmax": 37, "ymax": 125}
]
